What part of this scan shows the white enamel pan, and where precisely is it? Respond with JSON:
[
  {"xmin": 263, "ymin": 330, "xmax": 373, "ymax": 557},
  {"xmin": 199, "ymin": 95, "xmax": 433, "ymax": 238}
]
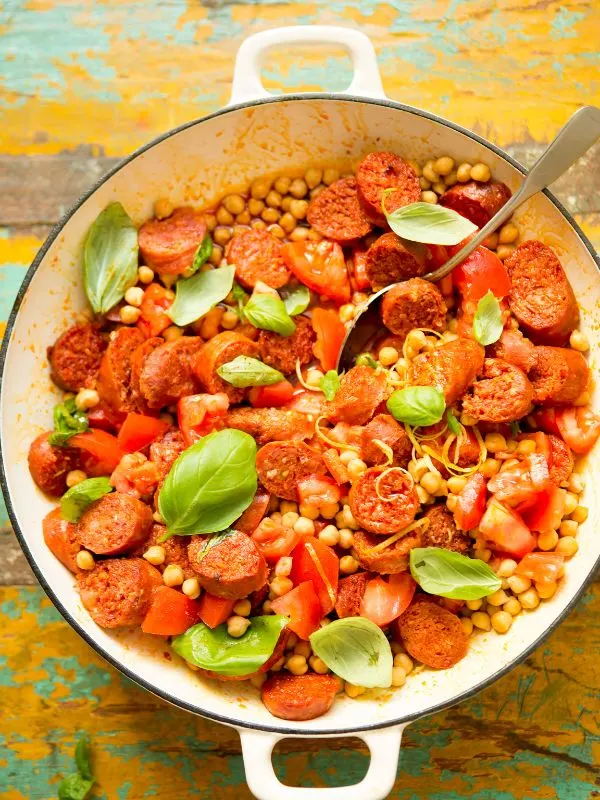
[{"xmin": 1, "ymin": 26, "xmax": 599, "ymax": 800}]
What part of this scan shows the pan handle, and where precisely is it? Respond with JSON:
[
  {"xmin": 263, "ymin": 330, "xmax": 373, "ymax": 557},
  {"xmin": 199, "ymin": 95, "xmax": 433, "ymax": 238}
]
[
  {"xmin": 229, "ymin": 26, "xmax": 386, "ymax": 105},
  {"xmin": 238, "ymin": 725, "xmax": 404, "ymax": 800}
]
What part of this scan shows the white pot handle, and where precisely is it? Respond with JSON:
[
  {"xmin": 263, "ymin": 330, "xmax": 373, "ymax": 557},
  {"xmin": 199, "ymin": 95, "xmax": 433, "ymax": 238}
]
[
  {"xmin": 239, "ymin": 726, "xmax": 404, "ymax": 800},
  {"xmin": 229, "ymin": 26, "xmax": 386, "ymax": 105}
]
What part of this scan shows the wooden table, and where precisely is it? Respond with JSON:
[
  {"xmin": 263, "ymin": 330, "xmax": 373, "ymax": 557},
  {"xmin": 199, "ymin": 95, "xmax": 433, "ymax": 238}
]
[{"xmin": 1, "ymin": 2, "xmax": 599, "ymax": 797}]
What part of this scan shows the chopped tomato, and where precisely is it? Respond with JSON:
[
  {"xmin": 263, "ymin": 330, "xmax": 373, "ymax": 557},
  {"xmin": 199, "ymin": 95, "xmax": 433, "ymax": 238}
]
[
  {"xmin": 519, "ymin": 431, "xmax": 551, "ymax": 462},
  {"xmin": 141, "ymin": 586, "xmax": 199, "ymax": 636},
  {"xmin": 311, "ymin": 307, "xmax": 346, "ymax": 372},
  {"xmin": 252, "ymin": 520, "xmax": 301, "ymax": 562},
  {"xmin": 198, "ymin": 594, "xmax": 235, "ymax": 629},
  {"xmin": 235, "ymin": 489, "xmax": 271, "ymax": 535},
  {"xmin": 70, "ymin": 430, "xmax": 125, "ymax": 475},
  {"xmin": 454, "ymin": 473, "xmax": 487, "ymax": 531},
  {"xmin": 290, "ymin": 538, "xmax": 339, "ymax": 614},
  {"xmin": 282, "ymin": 240, "xmax": 351, "ymax": 305},
  {"xmin": 177, "ymin": 393, "xmax": 229, "ymax": 446},
  {"xmin": 556, "ymin": 406, "xmax": 600, "ymax": 454},
  {"xmin": 520, "ymin": 486, "xmax": 566, "ymax": 535},
  {"xmin": 297, "ymin": 474, "xmax": 342, "ymax": 507},
  {"xmin": 137, "ymin": 283, "xmax": 173, "ymax": 338},
  {"xmin": 110, "ymin": 459, "xmax": 161, "ymax": 498},
  {"xmin": 271, "ymin": 581, "xmax": 321, "ymax": 640},
  {"xmin": 117, "ymin": 412, "xmax": 169, "ymax": 453},
  {"xmin": 452, "ymin": 246, "xmax": 511, "ymax": 302},
  {"xmin": 479, "ymin": 499, "xmax": 536, "ymax": 558},
  {"xmin": 87, "ymin": 402, "xmax": 126, "ymax": 434},
  {"xmin": 360, "ymin": 573, "xmax": 416, "ymax": 628},
  {"xmin": 427, "ymin": 244, "xmax": 450, "ymax": 270},
  {"xmin": 350, "ymin": 248, "xmax": 371, "ymax": 291},
  {"xmin": 487, "ymin": 454, "xmax": 550, "ymax": 507},
  {"xmin": 249, "ymin": 380, "xmax": 295, "ymax": 408},
  {"xmin": 515, "ymin": 552, "xmax": 565, "ymax": 585},
  {"xmin": 530, "ymin": 408, "xmax": 562, "ymax": 437}
]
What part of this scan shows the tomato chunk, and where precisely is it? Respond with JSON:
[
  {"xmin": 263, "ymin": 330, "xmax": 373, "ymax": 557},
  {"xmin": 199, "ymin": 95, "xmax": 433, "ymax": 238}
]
[
  {"xmin": 282, "ymin": 240, "xmax": 351, "ymax": 305},
  {"xmin": 452, "ymin": 246, "xmax": 511, "ymax": 302},
  {"xmin": 520, "ymin": 486, "xmax": 566, "ymax": 535},
  {"xmin": 177, "ymin": 393, "xmax": 229, "ymax": 446},
  {"xmin": 454, "ymin": 473, "xmax": 487, "ymax": 531},
  {"xmin": 515, "ymin": 552, "xmax": 564, "ymax": 585},
  {"xmin": 311, "ymin": 307, "xmax": 346, "ymax": 372},
  {"xmin": 479, "ymin": 499, "xmax": 536, "ymax": 558},
  {"xmin": 350, "ymin": 247, "xmax": 371, "ymax": 291},
  {"xmin": 87, "ymin": 401, "xmax": 126, "ymax": 434},
  {"xmin": 556, "ymin": 406, "xmax": 600, "ymax": 454},
  {"xmin": 297, "ymin": 474, "xmax": 342, "ymax": 507},
  {"xmin": 70, "ymin": 430, "xmax": 125, "ymax": 475},
  {"xmin": 137, "ymin": 283, "xmax": 173, "ymax": 338},
  {"xmin": 488, "ymin": 454, "xmax": 550, "ymax": 507},
  {"xmin": 141, "ymin": 586, "xmax": 200, "ymax": 636},
  {"xmin": 271, "ymin": 581, "xmax": 321, "ymax": 640},
  {"xmin": 252, "ymin": 520, "xmax": 301, "ymax": 562},
  {"xmin": 198, "ymin": 593, "xmax": 235, "ymax": 629},
  {"xmin": 360, "ymin": 573, "xmax": 416, "ymax": 628},
  {"xmin": 117, "ymin": 412, "xmax": 169, "ymax": 453},
  {"xmin": 290, "ymin": 539, "xmax": 339, "ymax": 614},
  {"xmin": 249, "ymin": 380, "xmax": 295, "ymax": 408},
  {"xmin": 530, "ymin": 408, "xmax": 562, "ymax": 437},
  {"xmin": 110, "ymin": 459, "xmax": 161, "ymax": 498},
  {"xmin": 235, "ymin": 489, "xmax": 271, "ymax": 535}
]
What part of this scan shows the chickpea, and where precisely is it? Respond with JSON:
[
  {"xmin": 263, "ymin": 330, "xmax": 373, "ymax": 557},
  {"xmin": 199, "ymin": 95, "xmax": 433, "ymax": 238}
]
[
  {"xmin": 216, "ymin": 206, "xmax": 234, "ymax": 226},
  {"xmin": 74, "ymin": 388, "xmax": 100, "ymax": 411},
  {"xmin": 208, "ymin": 244, "xmax": 223, "ymax": 266},
  {"xmin": 281, "ymin": 511, "xmax": 299, "ymax": 528},
  {"xmin": 419, "ymin": 177, "xmax": 432, "ymax": 190},
  {"xmin": 571, "ymin": 505, "xmax": 588, "ymax": 524},
  {"xmin": 569, "ymin": 330, "xmax": 589, "ymax": 352},
  {"xmin": 471, "ymin": 611, "xmax": 491, "ymax": 631},
  {"xmin": 304, "ymin": 167, "xmax": 322, "ymax": 188},
  {"xmin": 323, "ymin": 168, "xmax": 340, "ymax": 186},
  {"xmin": 498, "ymin": 222, "xmax": 518, "ymax": 244},
  {"xmin": 138, "ymin": 266, "xmax": 154, "ymax": 284},
  {"xmin": 461, "ymin": 617, "xmax": 474, "ymax": 636},
  {"xmin": 446, "ymin": 494, "xmax": 458, "ymax": 512},
  {"xmin": 496, "ymin": 558, "xmax": 517, "ymax": 578},
  {"xmin": 568, "ymin": 473, "xmax": 584, "ymax": 494},
  {"xmin": 456, "ymin": 162, "xmax": 473, "ymax": 182},
  {"xmin": 491, "ymin": 610, "xmax": 512, "ymax": 634},
  {"xmin": 274, "ymin": 175, "xmax": 292, "ymax": 195},
  {"xmin": 299, "ymin": 502, "xmax": 320, "ymax": 521},
  {"xmin": 66, "ymin": 469, "xmax": 87, "ymax": 488},
  {"xmin": 265, "ymin": 190, "xmax": 282, "ymax": 208},
  {"xmin": 559, "ymin": 519, "xmax": 578, "ymax": 538},
  {"xmin": 339, "ymin": 304, "xmax": 356, "ymax": 323},
  {"xmin": 182, "ymin": 578, "xmax": 201, "ymax": 599},
  {"xmin": 232, "ymin": 598, "xmax": 251, "ymax": 616},
  {"xmin": 270, "ymin": 576, "xmax": 293, "ymax": 597},
  {"xmin": 447, "ymin": 476, "xmax": 467, "ymax": 494},
  {"xmin": 444, "ymin": 170, "xmax": 458, "ymax": 187},
  {"xmin": 555, "ymin": 536, "xmax": 578, "ymax": 557},
  {"xmin": 222, "ymin": 194, "xmax": 245, "ymax": 215},
  {"xmin": 470, "ymin": 162, "xmax": 491, "ymax": 182},
  {"xmin": 250, "ymin": 177, "xmax": 271, "ymax": 200},
  {"xmin": 290, "ymin": 226, "xmax": 310, "ymax": 241},
  {"xmin": 391, "ymin": 667, "xmax": 407, "ymax": 687},
  {"xmin": 484, "ymin": 232, "xmax": 499, "ymax": 250},
  {"xmin": 261, "ymin": 207, "xmax": 280, "ymax": 224},
  {"xmin": 536, "ymin": 581, "xmax": 558, "ymax": 600},
  {"xmin": 517, "ymin": 439, "xmax": 536, "ymax": 455},
  {"xmin": 227, "ymin": 616, "xmax": 251, "ymax": 638},
  {"xmin": 503, "ymin": 597, "xmax": 522, "ymax": 616},
  {"xmin": 393, "ymin": 653, "xmax": 414, "ymax": 673},
  {"xmin": 286, "ymin": 654, "xmax": 308, "ymax": 676},
  {"xmin": 309, "ymin": 656, "xmax": 329, "ymax": 674},
  {"xmin": 154, "ymin": 197, "xmax": 173, "ymax": 219},
  {"xmin": 378, "ymin": 346, "xmax": 399, "ymax": 366},
  {"xmin": 213, "ymin": 226, "xmax": 232, "ymax": 246},
  {"xmin": 120, "ymin": 305, "xmax": 141, "ymax": 324},
  {"xmin": 434, "ymin": 155, "xmax": 455, "ymax": 176},
  {"xmin": 507, "ymin": 575, "xmax": 531, "ymax": 594},
  {"xmin": 248, "ymin": 198, "xmax": 265, "ymax": 217},
  {"xmin": 279, "ymin": 212, "xmax": 296, "ymax": 233},
  {"xmin": 486, "ymin": 589, "xmax": 509, "ymax": 607},
  {"xmin": 518, "ymin": 588, "xmax": 540, "ymax": 610},
  {"xmin": 289, "ymin": 178, "xmax": 308, "ymax": 198},
  {"xmin": 124, "ymin": 286, "xmax": 144, "ymax": 308},
  {"xmin": 289, "ymin": 199, "xmax": 309, "ymax": 220},
  {"xmin": 344, "ymin": 682, "xmax": 366, "ymax": 698},
  {"xmin": 318, "ymin": 525, "xmax": 340, "ymax": 546},
  {"xmin": 250, "ymin": 673, "xmax": 267, "ymax": 689},
  {"xmin": 338, "ymin": 529, "xmax": 355, "ymax": 549},
  {"xmin": 422, "ymin": 160, "xmax": 439, "ymax": 183},
  {"xmin": 267, "ymin": 224, "xmax": 285, "ymax": 239},
  {"xmin": 538, "ymin": 530, "xmax": 559, "ymax": 551},
  {"xmin": 163, "ymin": 325, "xmax": 184, "ymax": 342},
  {"xmin": 163, "ymin": 564, "xmax": 184, "ymax": 587},
  {"xmin": 420, "ymin": 472, "xmax": 441, "ymax": 495},
  {"xmin": 496, "ymin": 244, "xmax": 515, "ymax": 261},
  {"xmin": 347, "ymin": 458, "xmax": 368, "ymax": 482},
  {"xmin": 340, "ymin": 555, "xmax": 359, "ymax": 574},
  {"xmin": 275, "ymin": 556, "xmax": 293, "ymax": 577},
  {"xmin": 76, "ymin": 550, "xmax": 95, "ymax": 571},
  {"xmin": 485, "ymin": 433, "xmax": 507, "ymax": 453},
  {"xmin": 466, "ymin": 598, "xmax": 483, "ymax": 611}
]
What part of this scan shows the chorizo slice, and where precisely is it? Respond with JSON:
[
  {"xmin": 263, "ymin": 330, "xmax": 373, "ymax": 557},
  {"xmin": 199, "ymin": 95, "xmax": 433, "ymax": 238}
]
[
  {"xmin": 48, "ymin": 324, "xmax": 107, "ymax": 392},
  {"xmin": 380, "ymin": 278, "xmax": 447, "ymax": 342},
  {"xmin": 351, "ymin": 527, "xmax": 422, "ymax": 573},
  {"xmin": 77, "ymin": 492, "xmax": 153, "ymax": 556},
  {"xmin": 548, "ymin": 435, "xmax": 574, "ymax": 486},
  {"xmin": 348, "ymin": 467, "xmax": 419, "ymax": 535},
  {"xmin": 261, "ymin": 673, "xmax": 339, "ymax": 721},
  {"xmin": 486, "ymin": 329, "xmax": 535, "ymax": 373},
  {"xmin": 257, "ymin": 315, "xmax": 315, "ymax": 375},
  {"xmin": 330, "ymin": 365, "xmax": 389, "ymax": 426},
  {"xmin": 334, "ymin": 572, "xmax": 371, "ymax": 618},
  {"xmin": 97, "ymin": 327, "xmax": 146, "ymax": 413},
  {"xmin": 140, "ymin": 336, "xmax": 203, "ymax": 409},
  {"xmin": 365, "ymin": 233, "xmax": 428, "ymax": 290},
  {"xmin": 192, "ymin": 331, "xmax": 259, "ymax": 404},
  {"xmin": 439, "ymin": 181, "xmax": 511, "ymax": 227},
  {"xmin": 226, "ymin": 228, "xmax": 290, "ymax": 289},
  {"xmin": 234, "ymin": 489, "xmax": 271, "ymax": 535},
  {"xmin": 306, "ymin": 177, "xmax": 373, "ymax": 243},
  {"xmin": 505, "ymin": 240, "xmax": 579, "ymax": 345},
  {"xmin": 361, "ymin": 413, "xmax": 412, "ymax": 467},
  {"xmin": 395, "ymin": 598, "xmax": 468, "ymax": 669},
  {"xmin": 256, "ymin": 441, "xmax": 326, "ymax": 501},
  {"xmin": 187, "ymin": 530, "xmax": 268, "ymax": 600},
  {"xmin": 408, "ymin": 338, "xmax": 484, "ymax": 405},
  {"xmin": 78, "ymin": 557, "xmax": 162, "ymax": 628},
  {"xmin": 356, "ymin": 151, "xmax": 421, "ymax": 226},
  {"xmin": 42, "ymin": 508, "xmax": 81, "ymax": 572},
  {"xmin": 226, "ymin": 407, "xmax": 314, "ymax": 446},
  {"xmin": 130, "ymin": 336, "xmax": 163, "ymax": 411},
  {"xmin": 528, "ymin": 346, "xmax": 588, "ymax": 406},
  {"xmin": 149, "ymin": 428, "xmax": 186, "ymax": 479},
  {"xmin": 462, "ymin": 358, "xmax": 533, "ymax": 424},
  {"xmin": 138, "ymin": 207, "xmax": 207, "ymax": 275},
  {"xmin": 421, "ymin": 505, "xmax": 470, "ymax": 553},
  {"xmin": 29, "ymin": 432, "xmax": 80, "ymax": 497}
]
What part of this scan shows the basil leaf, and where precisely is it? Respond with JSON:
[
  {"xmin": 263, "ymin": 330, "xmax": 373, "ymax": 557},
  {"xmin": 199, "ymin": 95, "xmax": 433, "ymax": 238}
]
[
  {"xmin": 282, "ymin": 285, "xmax": 310, "ymax": 316},
  {"xmin": 473, "ymin": 290, "xmax": 503, "ymax": 346},
  {"xmin": 58, "ymin": 774, "xmax": 94, "ymax": 800},
  {"xmin": 244, "ymin": 294, "xmax": 296, "ymax": 337},
  {"xmin": 49, "ymin": 398, "xmax": 89, "ymax": 447},
  {"xmin": 74, "ymin": 735, "xmax": 92, "ymax": 781},
  {"xmin": 83, "ymin": 202, "xmax": 138, "ymax": 314},
  {"xmin": 167, "ymin": 265, "xmax": 235, "ymax": 327},
  {"xmin": 446, "ymin": 409, "xmax": 461, "ymax": 437},
  {"xmin": 187, "ymin": 233, "xmax": 213, "ymax": 276},
  {"xmin": 310, "ymin": 617, "xmax": 392, "ymax": 688},
  {"xmin": 355, "ymin": 353, "xmax": 378, "ymax": 369},
  {"xmin": 320, "ymin": 370, "xmax": 340, "ymax": 401},
  {"xmin": 172, "ymin": 615, "xmax": 288, "ymax": 676},
  {"xmin": 410, "ymin": 547, "xmax": 501, "ymax": 600},
  {"xmin": 158, "ymin": 429, "xmax": 257, "ymax": 535},
  {"xmin": 232, "ymin": 282, "xmax": 249, "ymax": 321},
  {"xmin": 217, "ymin": 356, "xmax": 284, "ymax": 388},
  {"xmin": 382, "ymin": 200, "xmax": 477, "ymax": 246},
  {"xmin": 61, "ymin": 477, "xmax": 113, "ymax": 523},
  {"xmin": 387, "ymin": 386, "xmax": 445, "ymax": 427}
]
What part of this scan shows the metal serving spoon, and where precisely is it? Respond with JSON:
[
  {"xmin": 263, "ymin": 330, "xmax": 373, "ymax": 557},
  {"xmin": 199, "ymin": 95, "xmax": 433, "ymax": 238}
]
[{"xmin": 337, "ymin": 105, "xmax": 600, "ymax": 373}]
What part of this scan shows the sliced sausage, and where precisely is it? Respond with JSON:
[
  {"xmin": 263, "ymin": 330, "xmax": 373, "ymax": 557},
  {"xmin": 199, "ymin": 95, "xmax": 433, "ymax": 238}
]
[
  {"xmin": 256, "ymin": 440, "xmax": 326, "ymax": 501},
  {"xmin": 361, "ymin": 414, "xmax": 412, "ymax": 467},
  {"xmin": 226, "ymin": 407, "xmax": 314, "ymax": 446},
  {"xmin": 149, "ymin": 428, "xmax": 186, "ymax": 479},
  {"xmin": 29, "ymin": 432, "xmax": 79, "ymax": 497},
  {"xmin": 352, "ymin": 527, "xmax": 422, "ymax": 573},
  {"xmin": 78, "ymin": 557, "xmax": 162, "ymax": 628},
  {"xmin": 395, "ymin": 598, "xmax": 468, "ymax": 669},
  {"xmin": 348, "ymin": 467, "xmax": 419, "ymax": 535},
  {"xmin": 528, "ymin": 346, "xmax": 588, "ymax": 406},
  {"xmin": 439, "ymin": 181, "xmax": 511, "ymax": 227},
  {"xmin": 486, "ymin": 329, "xmax": 535, "ymax": 373},
  {"xmin": 137, "ymin": 523, "xmax": 195, "ymax": 579},
  {"xmin": 188, "ymin": 530, "xmax": 268, "ymax": 600},
  {"xmin": 42, "ymin": 508, "xmax": 80, "ymax": 572},
  {"xmin": 77, "ymin": 492, "xmax": 153, "ymax": 556},
  {"xmin": 192, "ymin": 331, "xmax": 259, "ymax": 404},
  {"xmin": 408, "ymin": 338, "xmax": 484, "ymax": 405},
  {"xmin": 140, "ymin": 336, "xmax": 202, "ymax": 409},
  {"xmin": 234, "ymin": 489, "xmax": 271, "ymax": 535},
  {"xmin": 422, "ymin": 505, "xmax": 470, "ymax": 553},
  {"xmin": 261, "ymin": 673, "xmax": 339, "ymax": 721},
  {"xmin": 365, "ymin": 233, "xmax": 428, "ymax": 290},
  {"xmin": 462, "ymin": 358, "xmax": 533, "ymax": 423},
  {"xmin": 130, "ymin": 336, "xmax": 163, "ymax": 411},
  {"xmin": 335, "ymin": 572, "xmax": 371, "ymax": 618},
  {"xmin": 505, "ymin": 240, "xmax": 579, "ymax": 345},
  {"xmin": 226, "ymin": 228, "xmax": 290, "ymax": 289},
  {"xmin": 48, "ymin": 324, "xmax": 107, "ymax": 392},
  {"xmin": 548, "ymin": 435, "xmax": 574, "ymax": 486},
  {"xmin": 97, "ymin": 327, "xmax": 145, "ymax": 413},
  {"xmin": 355, "ymin": 151, "xmax": 421, "ymax": 226},
  {"xmin": 306, "ymin": 177, "xmax": 373, "ymax": 243},
  {"xmin": 380, "ymin": 278, "xmax": 447, "ymax": 342},
  {"xmin": 138, "ymin": 207, "xmax": 208, "ymax": 275},
  {"xmin": 257, "ymin": 315, "xmax": 316, "ymax": 375},
  {"xmin": 330, "ymin": 365, "xmax": 389, "ymax": 426}
]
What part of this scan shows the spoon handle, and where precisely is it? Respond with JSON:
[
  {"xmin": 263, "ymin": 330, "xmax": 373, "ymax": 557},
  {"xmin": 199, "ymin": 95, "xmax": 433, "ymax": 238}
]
[{"xmin": 425, "ymin": 105, "xmax": 600, "ymax": 282}]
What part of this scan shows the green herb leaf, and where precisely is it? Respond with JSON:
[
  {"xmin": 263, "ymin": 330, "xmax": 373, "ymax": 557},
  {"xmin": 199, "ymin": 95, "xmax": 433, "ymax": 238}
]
[
  {"xmin": 244, "ymin": 294, "xmax": 296, "ymax": 337},
  {"xmin": 167, "ymin": 265, "xmax": 235, "ymax": 327},
  {"xmin": 355, "ymin": 353, "xmax": 378, "ymax": 369},
  {"xmin": 381, "ymin": 199, "xmax": 478, "ymax": 246},
  {"xmin": 282, "ymin": 285, "xmax": 310, "ymax": 316},
  {"xmin": 232, "ymin": 282, "xmax": 249, "ymax": 321},
  {"xmin": 58, "ymin": 773, "xmax": 94, "ymax": 800},
  {"xmin": 74, "ymin": 735, "xmax": 92, "ymax": 781},
  {"xmin": 320, "ymin": 370, "xmax": 341, "ymax": 401},
  {"xmin": 510, "ymin": 421, "xmax": 521, "ymax": 437},
  {"xmin": 217, "ymin": 356, "xmax": 284, "ymax": 388},
  {"xmin": 309, "ymin": 617, "xmax": 392, "ymax": 688},
  {"xmin": 187, "ymin": 233, "xmax": 213, "ymax": 276},
  {"xmin": 158, "ymin": 429, "xmax": 257, "ymax": 535},
  {"xmin": 172, "ymin": 615, "xmax": 288, "ymax": 676},
  {"xmin": 410, "ymin": 547, "xmax": 502, "ymax": 600},
  {"xmin": 446, "ymin": 409, "xmax": 461, "ymax": 437},
  {"xmin": 387, "ymin": 386, "xmax": 446, "ymax": 427},
  {"xmin": 49, "ymin": 398, "xmax": 89, "ymax": 447},
  {"xmin": 473, "ymin": 290, "xmax": 503, "ymax": 346},
  {"xmin": 61, "ymin": 478, "xmax": 113, "ymax": 523},
  {"xmin": 83, "ymin": 202, "xmax": 139, "ymax": 314}
]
